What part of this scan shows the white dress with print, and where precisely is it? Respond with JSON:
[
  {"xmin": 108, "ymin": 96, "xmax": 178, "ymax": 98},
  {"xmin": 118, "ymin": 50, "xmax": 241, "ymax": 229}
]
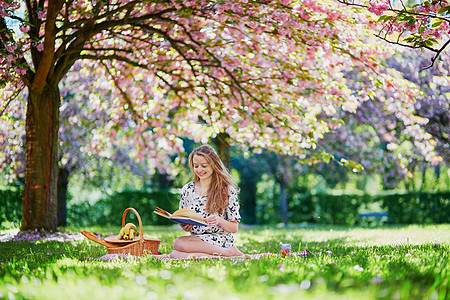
[{"xmin": 179, "ymin": 182, "xmax": 241, "ymax": 249}]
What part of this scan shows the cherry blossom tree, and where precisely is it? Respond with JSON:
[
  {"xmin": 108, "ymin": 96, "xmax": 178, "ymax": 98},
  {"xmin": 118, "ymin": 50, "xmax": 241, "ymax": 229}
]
[
  {"xmin": 314, "ymin": 46, "xmax": 448, "ymax": 188},
  {"xmin": 337, "ymin": 0, "xmax": 450, "ymax": 68},
  {"xmin": 0, "ymin": 0, "xmax": 441, "ymax": 230},
  {"xmin": 387, "ymin": 48, "xmax": 449, "ymax": 164}
]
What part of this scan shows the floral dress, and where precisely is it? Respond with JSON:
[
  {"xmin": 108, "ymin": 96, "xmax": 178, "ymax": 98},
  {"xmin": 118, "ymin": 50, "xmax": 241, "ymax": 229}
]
[{"xmin": 179, "ymin": 182, "xmax": 241, "ymax": 249}]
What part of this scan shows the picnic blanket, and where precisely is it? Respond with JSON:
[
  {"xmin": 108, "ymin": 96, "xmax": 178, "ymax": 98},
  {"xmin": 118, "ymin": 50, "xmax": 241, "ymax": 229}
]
[{"xmin": 94, "ymin": 250, "xmax": 313, "ymax": 261}]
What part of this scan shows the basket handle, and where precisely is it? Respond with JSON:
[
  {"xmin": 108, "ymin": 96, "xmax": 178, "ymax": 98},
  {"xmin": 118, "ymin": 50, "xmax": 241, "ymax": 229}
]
[{"xmin": 121, "ymin": 207, "xmax": 144, "ymax": 242}]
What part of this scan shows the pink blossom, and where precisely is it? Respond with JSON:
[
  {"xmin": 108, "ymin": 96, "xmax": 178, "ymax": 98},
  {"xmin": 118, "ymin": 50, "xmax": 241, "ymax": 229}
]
[
  {"xmin": 20, "ymin": 25, "xmax": 30, "ymax": 33},
  {"xmin": 182, "ymin": 0, "xmax": 196, "ymax": 7},
  {"xmin": 440, "ymin": 22, "xmax": 449, "ymax": 32},
  {"xmin": 5, "ymin": 44, "xmax": 17, "ymax": 52},
  {"xmin": 368, "ymin": 0, "xmax": 390, "ymax": 16},
  {"xmin": 37, "ymin": 10, "xmax": 46, "ymax": 20},
  {"xmin": 434, "ymin": 30, "xmax": 442, "ymax": 39},
  {"xmin": 231, "ymin": 4, "xmax": 244, "ymax": 14},
  {"xmin": 278, "ymin": 26, "xmax": 289, "ymax": 36},
  {"xmin": 248, "ymin": 21, "xmax": 258, "ymax": 29},
  {"xmin": 36, "ymin": 43, "xmax": 44, "ymax": 52},
  {"xmin": 404, "ymin": 21, "xmax": 420, "ymax": 32},
  {"xmin": 217, "ymin": 14, "xmax": 227, "ymax": 23},
  {"xmin": 274, "ymin": 12, "xmax": 289, "ymax": 22}
]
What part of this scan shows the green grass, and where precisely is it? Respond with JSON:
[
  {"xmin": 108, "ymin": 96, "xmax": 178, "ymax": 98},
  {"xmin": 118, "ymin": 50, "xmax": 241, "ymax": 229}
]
[{"xmin": 1, "ymin": 224, "xmax": 449, "ymax": 299}]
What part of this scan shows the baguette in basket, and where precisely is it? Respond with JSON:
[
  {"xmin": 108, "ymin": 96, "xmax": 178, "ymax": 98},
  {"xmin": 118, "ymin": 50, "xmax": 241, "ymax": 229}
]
[{"xmin": 83, "ymin": 208, "xmax": 161, "ymax": 256}]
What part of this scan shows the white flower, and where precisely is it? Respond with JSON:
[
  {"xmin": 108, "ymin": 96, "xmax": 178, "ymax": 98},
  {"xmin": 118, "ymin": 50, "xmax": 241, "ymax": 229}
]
[{"xmin": 353, "ymin": 265, "xmax": 364, "ymax": 272}]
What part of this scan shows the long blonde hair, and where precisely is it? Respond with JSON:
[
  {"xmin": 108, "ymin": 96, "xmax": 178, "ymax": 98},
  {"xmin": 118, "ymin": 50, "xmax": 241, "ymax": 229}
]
[{"xmin": 188, "ymin": 145, "xmax": 238, "ymax": 214}]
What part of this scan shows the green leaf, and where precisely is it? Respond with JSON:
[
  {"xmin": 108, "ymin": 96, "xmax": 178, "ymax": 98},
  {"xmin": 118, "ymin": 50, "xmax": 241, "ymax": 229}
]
[
  {"xmin": 378, "ymin": 15, "xmax": 392, "ymax": 22},
  {"xmin": 437, "ymin": 5, "xmax": 450, "ymax": 15},
  {"xmin": 425, "ymin": 40, "xmax": 436, "ymax": 47},
  {"xmin": 345, "ymin": 159, "xmax": 364, "ymax": 172},
  {"xmin": 432, "ymin": 20, "xmax": 443, "ymax": 27},
  {"xmin": 404, "ymin": 37, "xmax": 417, "ymax": 43},
  {"xmin": 398, "ymin": 14, "xmax": 409, "ymax": 21}
]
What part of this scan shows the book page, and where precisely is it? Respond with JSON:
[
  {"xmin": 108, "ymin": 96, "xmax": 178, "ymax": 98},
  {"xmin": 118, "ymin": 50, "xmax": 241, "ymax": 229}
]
[
  {"xmin": 172, "ymin": 208, "xmax": 204, "ymax": 222},
  {"xmin": 153, "ymin": 208, "xmax": 172, "ymax": 218}
]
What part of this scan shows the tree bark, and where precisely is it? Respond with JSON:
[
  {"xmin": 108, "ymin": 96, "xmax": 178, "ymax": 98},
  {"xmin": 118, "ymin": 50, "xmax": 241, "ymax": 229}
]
[
  {"xmin": 57, "ymin": 167, "xmax": 69, "ymax": 227},
  {"xmin": 21, "ymin": 84, "xmax": 60, "ymax": 231},
  {"xmin": 213, "ymin": 132, "xmax": 231, "ymax": 170}
]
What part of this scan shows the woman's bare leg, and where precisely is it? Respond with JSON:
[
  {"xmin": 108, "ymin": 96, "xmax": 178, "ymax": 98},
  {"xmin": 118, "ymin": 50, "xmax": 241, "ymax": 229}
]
[
  {"xmin": 168, "ymin": 250, "xmax": 217, "ymax": 259},
  {"xmin": 171, "ymin": 235, "xmax": 244, "ymax": 257}
]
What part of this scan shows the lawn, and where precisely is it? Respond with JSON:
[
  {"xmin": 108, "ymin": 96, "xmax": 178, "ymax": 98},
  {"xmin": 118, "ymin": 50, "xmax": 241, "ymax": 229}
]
[{"xmin": 0, "ymin": 224, "xmax": 449, "ymax": 299}]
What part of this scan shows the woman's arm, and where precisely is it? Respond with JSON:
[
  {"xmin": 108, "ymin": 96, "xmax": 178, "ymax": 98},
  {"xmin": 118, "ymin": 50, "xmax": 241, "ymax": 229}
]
[{"xmin": 205, "ymin": 215, "xmax": 239, "ymax": 233}]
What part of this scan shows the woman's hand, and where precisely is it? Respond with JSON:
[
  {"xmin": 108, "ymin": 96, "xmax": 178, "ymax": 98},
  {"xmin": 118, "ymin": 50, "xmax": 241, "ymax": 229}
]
[
  {"xmin": 205, "ymin": 215, "xmax": 223, "ymax": 227},
  {"xmin": 205, "ymin": 215, "xmax": 239, "ymax": 233},
  {"xmin": 180, "ymin": 224, "xmax": 194, "ymax": 232}
]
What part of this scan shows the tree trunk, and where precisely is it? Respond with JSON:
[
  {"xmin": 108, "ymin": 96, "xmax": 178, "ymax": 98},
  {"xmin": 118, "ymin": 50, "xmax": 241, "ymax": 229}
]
[
  {"xmin": 239, "ymin": 167, "xmax": 258, "ymax": 224},
  {"xmin": 153, "ymin": 170, "xmax": 174, "ymax": 191},
  {"xmin": 213, "ymin": 132, "xmax": 231, "ymax": 170},
  {"xmin": 21, "ymin": 84, "xmax": 60, "ymax": 231},
  {"xmin": 279, "ymin": 179, "xmax": 289, "ymax": 226},
  {"xmin": 57, "ymin": 167, "xmax": 69, "ymax": 227}
]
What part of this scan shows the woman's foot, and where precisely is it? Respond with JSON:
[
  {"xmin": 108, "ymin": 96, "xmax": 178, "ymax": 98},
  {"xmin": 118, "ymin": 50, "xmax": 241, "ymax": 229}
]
[{"xmin": 225, "ymin": 246, "xmax": 244, "ymax": 257}]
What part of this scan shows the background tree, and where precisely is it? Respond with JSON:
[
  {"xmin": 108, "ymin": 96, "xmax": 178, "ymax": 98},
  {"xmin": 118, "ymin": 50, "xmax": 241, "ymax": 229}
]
[
  {"xmin": 231, "ymin": 149, "xmax": 264, "ymax": 224},
  {"xmin": 0, "ymin": 0, "xmax": 441, "ymax": 230}
]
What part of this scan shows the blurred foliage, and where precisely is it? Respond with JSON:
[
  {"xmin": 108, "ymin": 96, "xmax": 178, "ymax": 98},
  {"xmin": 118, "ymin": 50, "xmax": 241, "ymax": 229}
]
[
  {"xmin": 0, "ymin": 186, "xmax": 22, "ymax": 226},
  {"xmin": 379, "ymin": 192, "xmax": 450, "ymax": 224},
  {"xmin": 66, "ymin": 190, "xmax": 180, "ymax": 227},
  {"xmin": 289, "ymin": 193, "xmax": 366, "ymax": 226}
]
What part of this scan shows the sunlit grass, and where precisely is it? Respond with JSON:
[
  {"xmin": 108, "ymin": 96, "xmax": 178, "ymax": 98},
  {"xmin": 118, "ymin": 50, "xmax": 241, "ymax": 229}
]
[{"xmin": 0, "ymin": 224, "xmax": 449, "ymax": 299}]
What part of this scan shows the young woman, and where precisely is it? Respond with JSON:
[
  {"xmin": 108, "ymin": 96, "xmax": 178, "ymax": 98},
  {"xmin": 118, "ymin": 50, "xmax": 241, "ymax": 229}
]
[{"xmin": 169, "ymin": 145, "xmax": 244, "ymax": 258}]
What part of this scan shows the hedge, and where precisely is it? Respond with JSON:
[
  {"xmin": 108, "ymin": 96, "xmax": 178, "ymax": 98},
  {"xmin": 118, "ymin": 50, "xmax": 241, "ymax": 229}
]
[
  {"xmin": 377, "ymin": 192, "xmax": 450, "ymax": 224},
  {"xmin": 288, "ymin": 192, "xmax": 449, "ymax": 225},
  {"xmin": 67, "ymin": 190, "xmax": 180, "ymax": 227}
]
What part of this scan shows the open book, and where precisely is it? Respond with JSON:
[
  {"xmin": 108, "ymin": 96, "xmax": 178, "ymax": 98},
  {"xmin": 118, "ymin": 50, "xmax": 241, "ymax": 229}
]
[{"xmin": 153, "ymin": 207, "xmax": 208, "ymax": 226}]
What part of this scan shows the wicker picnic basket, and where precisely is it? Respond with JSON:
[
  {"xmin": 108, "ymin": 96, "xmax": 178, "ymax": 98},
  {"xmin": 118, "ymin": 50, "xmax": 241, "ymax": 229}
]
[{"xmin": 106, "ymin": 207, "xmax": 161, "ymax": 256}]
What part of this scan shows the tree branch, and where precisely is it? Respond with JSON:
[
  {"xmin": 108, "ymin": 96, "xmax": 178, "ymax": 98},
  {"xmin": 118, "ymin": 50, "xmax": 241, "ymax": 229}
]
[
  {"xmin": 52, "ymin": 7, "xmax": 178, "ymax": 83},
  {"xmin": 423, "ymin": 39, "xmax": 450, "ymax": 70},
  {"xmin": 32, "ymin": 0, "xmax": 65, "ymax": 90},
  {"xmin": 0, "ymin": 84, "xmax": 25, "ymax": 117}
]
